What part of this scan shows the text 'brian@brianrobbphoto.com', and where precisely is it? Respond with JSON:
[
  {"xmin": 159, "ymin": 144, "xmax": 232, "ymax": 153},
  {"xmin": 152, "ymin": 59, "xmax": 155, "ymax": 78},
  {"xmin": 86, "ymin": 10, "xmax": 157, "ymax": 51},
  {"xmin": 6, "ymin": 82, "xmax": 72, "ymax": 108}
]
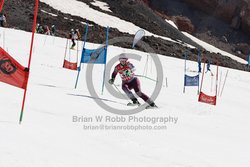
[{"xmin": 72, "ymin": 115, "xmax": 178, "ymax": 131}]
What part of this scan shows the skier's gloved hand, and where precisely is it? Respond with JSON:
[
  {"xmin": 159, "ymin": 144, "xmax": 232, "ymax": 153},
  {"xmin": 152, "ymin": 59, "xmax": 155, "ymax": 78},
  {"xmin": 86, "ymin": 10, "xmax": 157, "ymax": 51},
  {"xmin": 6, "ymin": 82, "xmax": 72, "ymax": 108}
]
[
  {"xmin": 24, "ymin": 67, "xmax": 29, "ymax": 72},
  {"xmin": 109, "ymin": 78, "xmax": 114, "ymax": 85}
]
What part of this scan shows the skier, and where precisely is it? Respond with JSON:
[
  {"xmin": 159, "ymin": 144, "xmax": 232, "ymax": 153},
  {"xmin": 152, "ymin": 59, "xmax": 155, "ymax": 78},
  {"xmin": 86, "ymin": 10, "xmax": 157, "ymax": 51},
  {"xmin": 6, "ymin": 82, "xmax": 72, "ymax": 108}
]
[
  {"xmin": 51, "ymin": 25, "xmax": 56, "ymax": 36},
  {"xmin": 69, "ymin": 29, "xmax": 80, "ymax": 49},
  {"xmin": 198, "ymin": 52, "xmax": 201, "ymax": 73},
  {"xmin": 198, "ymin": 61, "xmax": 202, "ymax": 73},
  {"xmin": 108, "ymin": 53, "xmax": 157, "ymax": 108},
  {"xmin": 205, "ymin": 59, "xmax": 213, "ymax": 76}
]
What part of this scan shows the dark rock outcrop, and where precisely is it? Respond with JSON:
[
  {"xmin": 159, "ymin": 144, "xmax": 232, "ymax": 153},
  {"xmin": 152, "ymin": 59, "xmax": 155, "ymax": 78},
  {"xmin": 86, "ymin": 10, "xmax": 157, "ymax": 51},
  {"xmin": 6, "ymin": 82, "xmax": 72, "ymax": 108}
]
[
  {"xmin": 171, "ymin": 16, "xmax": 194, "ymax": 34},
  {"xmin": 148, "ymin": 0, "xmax": 250, "ymax": 64},
  {"xmin": 183, "ymin": 0, "xmax": 250, "ymax": 36}
]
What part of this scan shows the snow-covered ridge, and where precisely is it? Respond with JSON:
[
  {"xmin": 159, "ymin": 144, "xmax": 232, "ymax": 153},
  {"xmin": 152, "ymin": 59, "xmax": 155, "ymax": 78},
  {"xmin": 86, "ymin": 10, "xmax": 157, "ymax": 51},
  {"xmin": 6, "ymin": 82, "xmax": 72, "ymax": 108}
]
[
  {"xmin": 40, "ymin": 0, "xmax": 247, "ymax": 64},
  {"xmin": 91, "ymin": 0, "xmax": 112, "ymax": 12},
  {"xmin": 41, "ymin": 9, "xmax": 58, "ymax": 17},
  {"xmin": 182, "ymin": 32, "xmax": 247, "ymax": 64},
  {"xmin": 165, "ymin": 19, "xmax": 178, "ymax": 29}
]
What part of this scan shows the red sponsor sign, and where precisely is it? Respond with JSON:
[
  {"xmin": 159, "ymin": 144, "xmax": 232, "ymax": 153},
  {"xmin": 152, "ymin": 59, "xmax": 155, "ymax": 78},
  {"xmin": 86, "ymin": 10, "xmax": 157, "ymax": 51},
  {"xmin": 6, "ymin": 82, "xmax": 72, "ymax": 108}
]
[
  {"xmin": 63, "ymin": 60, "xmax": 77, "ymax": 70},
  {"xmin": 0, "ymin": 48, "xmax": 29, "ymax": 89},
  {"xmin": 198, "ymin": 91, "xmax": 216, "ymax": 105}
]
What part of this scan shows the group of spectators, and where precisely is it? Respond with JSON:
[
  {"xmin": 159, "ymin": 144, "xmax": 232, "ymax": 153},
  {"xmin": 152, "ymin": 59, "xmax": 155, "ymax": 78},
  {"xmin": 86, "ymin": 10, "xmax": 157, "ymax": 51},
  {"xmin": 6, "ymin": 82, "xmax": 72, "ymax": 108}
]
[
  {"xmin": 36, "ymin": 23, "xmax": 82, "ymax": 49},
  {"xmin": 36, "ymin": 24, "xmax": 56, "ymax": 36},
  {"xmin": 1, "ymin": 13, "xmax": 81, "ymax": 50}
]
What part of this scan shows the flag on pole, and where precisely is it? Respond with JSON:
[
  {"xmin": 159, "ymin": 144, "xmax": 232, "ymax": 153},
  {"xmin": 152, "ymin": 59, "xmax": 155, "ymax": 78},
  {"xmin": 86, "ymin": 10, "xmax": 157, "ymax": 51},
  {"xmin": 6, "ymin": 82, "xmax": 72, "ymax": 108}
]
[
  {"xmin": 81, "ymin": 46, "xmax": 107, "ymax": 64},
  {"xmin": 63, "ymin": 39, "xmax": 78, "ymax": 70},
  {"xmin": 132, "ymin": 29, "xmax": 145, "ymax": 48},
  {"xmin": 198, "ymin": 50, "xmax": 201, "ymax": 73},
  {"xmin": 63, "ymin": 60, "xmax": 77, "ymax": 70},
  {"xmin": 75, "ymin": 26, "xmax": 109, "ymax": 90},
  {"xmin": 184, "ymin": 74, "xmax": 199, "ymax": 86},
  {"xmin": 0, "ymin": 47, "xmax": 29, "ymax": 89},
  {"xmin": 198, "ymin": 92, "xmax": 217, "ymax": 105},
  {"xmin": 183, "ymin": 53, "xmax": 200, "ymax": 93},
  {"xmin": 198, "ymin": 59, "xmax": 219, "ymax": 105}
]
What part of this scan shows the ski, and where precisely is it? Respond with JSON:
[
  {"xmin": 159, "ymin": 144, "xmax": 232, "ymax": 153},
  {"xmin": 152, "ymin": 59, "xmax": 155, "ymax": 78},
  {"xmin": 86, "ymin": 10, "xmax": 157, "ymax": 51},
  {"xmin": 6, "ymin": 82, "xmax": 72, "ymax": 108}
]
[
  {"xmin": 145, "ymin": 105, "xmax": 158, "ymax": 109},
  {"xmin": 127, "ymin": 102, "xmax": 140, "ymax": 106}
]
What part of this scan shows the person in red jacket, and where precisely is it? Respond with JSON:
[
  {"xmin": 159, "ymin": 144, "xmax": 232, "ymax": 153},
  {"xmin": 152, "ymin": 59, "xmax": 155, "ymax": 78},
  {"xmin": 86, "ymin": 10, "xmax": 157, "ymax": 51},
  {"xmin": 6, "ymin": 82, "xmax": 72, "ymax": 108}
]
[{"xmin": 109, "ymin": 53, "xmax": 157, "ymax": 108}]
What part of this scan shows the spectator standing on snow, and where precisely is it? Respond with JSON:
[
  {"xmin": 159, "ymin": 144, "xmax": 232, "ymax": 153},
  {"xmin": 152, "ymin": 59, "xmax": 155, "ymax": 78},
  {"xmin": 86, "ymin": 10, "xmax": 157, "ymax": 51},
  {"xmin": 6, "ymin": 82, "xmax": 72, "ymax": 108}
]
[
  {"xmin": 0, "ymin": 12, "xmax": 7, "ymax": 27},
  {"xmin": 51, "ymin": 25, "xmax": 56, "ymax": 36}
]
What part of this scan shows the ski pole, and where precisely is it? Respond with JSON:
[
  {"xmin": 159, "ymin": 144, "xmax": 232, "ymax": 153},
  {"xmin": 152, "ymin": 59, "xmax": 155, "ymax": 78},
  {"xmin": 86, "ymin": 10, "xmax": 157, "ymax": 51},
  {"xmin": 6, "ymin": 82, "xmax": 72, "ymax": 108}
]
[
  {"xmin": 165, "ymin": 77, "xmax": 168, "ymax": 88},
  {"xmin": 43, "ymin": 34, "xmax": 48, "ymax": 46},
  {"xmin": 135, "ymin": 74, "xmax": 157, "ymax": 82},
  {"xmin": 211, "ymin": 74, "xmax": 214, "ymax": 92},
  {"xmin": 218, "ymin": 70, "xmax": 222, "ymax": 96},
  {"xmin": 220, "ymin": 69, "xmax": 229, "ymax": 97}
]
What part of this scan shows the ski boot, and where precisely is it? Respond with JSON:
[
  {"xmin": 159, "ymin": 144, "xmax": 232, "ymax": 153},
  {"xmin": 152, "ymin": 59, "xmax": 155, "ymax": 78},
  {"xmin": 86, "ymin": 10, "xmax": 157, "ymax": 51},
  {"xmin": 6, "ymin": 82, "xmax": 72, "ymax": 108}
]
[
  {"xmin": 145, "ymin": 102, "xmax": 158, "ymax": 109},
  {"xmin": 127, "ymin": 98, "xmax": 140, "ymax": 106}
]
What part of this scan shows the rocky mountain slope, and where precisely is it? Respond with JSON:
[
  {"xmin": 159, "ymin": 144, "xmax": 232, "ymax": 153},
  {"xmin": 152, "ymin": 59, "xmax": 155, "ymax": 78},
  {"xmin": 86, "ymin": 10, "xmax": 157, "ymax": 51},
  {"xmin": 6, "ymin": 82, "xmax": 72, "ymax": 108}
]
[
  {"xmin": 1, "ymin": 0, "xmax": 250, "ymax": 72},
  {"xmin": 145, "ymin": 0, "xmax": 250, "ymax": 61}
]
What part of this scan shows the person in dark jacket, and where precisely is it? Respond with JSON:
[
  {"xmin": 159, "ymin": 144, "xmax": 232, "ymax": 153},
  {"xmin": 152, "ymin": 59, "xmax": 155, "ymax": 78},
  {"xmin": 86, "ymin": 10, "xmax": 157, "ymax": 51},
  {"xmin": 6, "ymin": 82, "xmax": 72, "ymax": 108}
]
[
  {"xmin": 69, "ymin": 29, "xmax": 80, "ymax": 49},
  {"xmin": 0, "ymin": 12, "xmax": 6, "ymax": 27},
  {"xmin": 51, "ymin": 25, "xmax": 56, "ymax": 36}
]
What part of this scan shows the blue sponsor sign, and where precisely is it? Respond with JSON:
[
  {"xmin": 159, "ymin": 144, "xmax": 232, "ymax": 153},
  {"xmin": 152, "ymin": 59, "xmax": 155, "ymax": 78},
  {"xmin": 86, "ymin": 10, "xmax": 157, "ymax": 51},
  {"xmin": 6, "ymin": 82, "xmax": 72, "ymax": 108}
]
[{"xmin": 184, "ymin": 74, "xmax": 199, "ymax": 86}]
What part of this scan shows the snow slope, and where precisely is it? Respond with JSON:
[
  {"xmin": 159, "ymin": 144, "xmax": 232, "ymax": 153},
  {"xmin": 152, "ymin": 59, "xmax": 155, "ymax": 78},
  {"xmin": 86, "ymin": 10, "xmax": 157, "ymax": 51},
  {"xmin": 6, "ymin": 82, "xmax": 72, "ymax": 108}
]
[{"xmin": 0, "ymin": 25, "xmax": 250, "ymax": 167}]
